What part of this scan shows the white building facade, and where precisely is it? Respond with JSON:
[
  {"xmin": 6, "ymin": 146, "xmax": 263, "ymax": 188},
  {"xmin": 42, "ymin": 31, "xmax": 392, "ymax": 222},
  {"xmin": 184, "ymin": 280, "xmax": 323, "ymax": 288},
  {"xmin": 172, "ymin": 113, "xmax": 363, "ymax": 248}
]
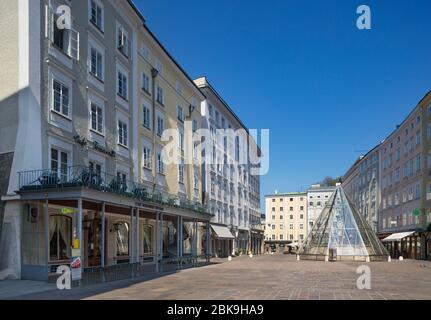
[
  {"xmin": 306, "ymin": 185, "xmax": 336, "ymax": 231},
  {"xmin": 195, "ymin": 77, "xmax": 261, "ymax": 257}
]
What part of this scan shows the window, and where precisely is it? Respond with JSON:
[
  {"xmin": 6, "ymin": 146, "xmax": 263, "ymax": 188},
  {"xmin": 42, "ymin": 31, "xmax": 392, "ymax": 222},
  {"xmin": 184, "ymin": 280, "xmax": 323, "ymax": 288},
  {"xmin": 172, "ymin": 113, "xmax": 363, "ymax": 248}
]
[
  {"xmin": 280, "ymin": 234, "xmax": 284, "ymax": 240},
  {"xmin": 90, "ymin": 0, "xmax": 103, "ymax": 31},
  {"xmin": 290, "ymin": 207, "xmax": 293, "ymax": 211},
  {"xmin": 143, "ymin": 105, "xmax": 151, "ymax": 129},
  {"xmin": 51, "ymin": 148, "xmax": 68, "ymax": 182},
  {"xmin": 300, "ymin": 214, "xmax": 304, "ymax": 219},
  {"xmin": 143, "ymin": 146, "xmax": 151, "ymax": 169},
  {"xmin": 142, "ymin": 72, "xmax": 150, "ymax": 93},
  {"xmin": 117, "ymin": 25, "xmax": 131, "ymax": 58},
  {"xmin": 300, "ymin": 206, "xmax": 304, "ymax": 211},
  {"xmin": 90, "ymin": 47, "xmax": 103, "ymax": 80},
  {"xmin": 290, "ymin": 215, "xmax": 293, "ymax": 219},
  {"xmin": 179, "ymin": 130, "xmax": 184, "ymax": 151},
  {"xmin": 177, "ymin": 105, "xmax": 184, "ymax": 122},
  {"xmin": 300, "ymin": 224, "xmax": 304, "ymax": 230},
  {"xmin": 89, "ymin": 161, "xmax": 101, "ymax": 177},
  {"xmin": 157, "ymin": 116, "xmax": 164, "ymax": 137},
  {"xmin": 155, "ymin": 60, "xmax": 163, "ymax": 75},
  {"xmin": 90, "ymin": 102, "xmax": 103, "ymax": 134},
  {"xmin": 290, "ymin": 224, "xmax": 294, "ymax": 230},
  {"xmin": 115, "ymin": 221, "xmax": 129, "ymax": 256},
  {"xmin": 118, "ymin": 120, "xmax": 128, "ymax": 147},
  {"xmin": 279, "ymin": 215, "xmax": 283, "ymax": 219},
  {"xmin": 117, "ymin": 71, "xmax": 128, "ymax": 100},
  {"xmin": 193, "ymin": 141, "xmax": 199, "ymax": 159},
  {"xmin": 156, "ymin": 86, "xmax": 164, "ymax": 105},
  {"xmin": 179, "ymin": 161, "xmax": 185, "ymax": 183},
  {"xmin": 280, "ymin": 207, "xmax": 284, "ymax": 211},
  {"xmin": 194, "ymin": 168, "xmax": 199, "ymax": 189},
  {"xmin": 53, "ymin": 79, "xmax": 69, "ymax": 117},
  {"xmin": 47, "ymin": 8, "xmax": 79, "ymax": 60},
  {"xmin": 157, "ymin": 153, "xmax": 164, "ymax": 174},
  {"xmin": 49, "ymin": 215, "xmax": 72, "ymax": 261},
  {"xmin": 192, "ymin": 119, "xmax": 198, "ymax": 133},
  {"xmin": 142, "ymin": 225, "xmax": 153, "ymax": 254}
]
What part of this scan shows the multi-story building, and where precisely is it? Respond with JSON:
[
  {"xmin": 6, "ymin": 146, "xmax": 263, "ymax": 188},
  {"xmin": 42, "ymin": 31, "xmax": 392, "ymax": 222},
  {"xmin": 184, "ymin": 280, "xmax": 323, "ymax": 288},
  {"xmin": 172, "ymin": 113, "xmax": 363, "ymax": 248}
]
[
  {"xmin": 194, "ymin": 77, "xmax": 262, "ymax": 257},
  {"xmin": 378, "ymin": 93, "xmax": 431, "ymax": 259},
  {"xmin": 342, "ymin": 90, "xmax": 431, "ymax": 260},
  {"xmin": 264, "ymin": 192, "xmax": 307, "ymax": 252},
  {"xmin": 0, "ymin": 0, "xmax": 212, "ymax": 281},
  {"xmin": 306, "ymin": 184, "xmax": 335, "ymax": 231},
  {"xmin": 249, "ymin": 167, "xmax": 264, "ymax": 255},
  {"xmin": 342, "ymin": 144, "xmax": 381, "ymax": 232}
]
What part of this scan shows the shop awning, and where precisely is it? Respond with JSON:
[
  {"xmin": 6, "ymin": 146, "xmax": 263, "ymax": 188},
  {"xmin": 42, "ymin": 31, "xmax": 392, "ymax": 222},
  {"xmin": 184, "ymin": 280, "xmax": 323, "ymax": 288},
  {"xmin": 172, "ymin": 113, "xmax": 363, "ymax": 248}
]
[
  {"xmin": 382, "ymin": 231, "xmax": 415, "ymax": 242},
  {"xmin": 211, "ymin": 225, "xmax": 235, "ymax": 240}
]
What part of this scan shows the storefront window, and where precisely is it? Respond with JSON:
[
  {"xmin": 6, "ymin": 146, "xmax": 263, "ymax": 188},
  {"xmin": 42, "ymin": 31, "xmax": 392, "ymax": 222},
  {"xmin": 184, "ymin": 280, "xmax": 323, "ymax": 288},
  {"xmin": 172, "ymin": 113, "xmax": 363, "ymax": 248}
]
[
  {"xmin": 143, "ymin": 224, "xmax": 153, "ymax": 254},
  {"xmin": 49, "ymin": 215, "xmax": 72, "ymax": 261},
  {"xmin": 183, "ymin": 221, "xmax": 194, "ymax": 255},
  {"xmin": 115, "ymin": 221, "xmax": 129, "ymax": 256}
]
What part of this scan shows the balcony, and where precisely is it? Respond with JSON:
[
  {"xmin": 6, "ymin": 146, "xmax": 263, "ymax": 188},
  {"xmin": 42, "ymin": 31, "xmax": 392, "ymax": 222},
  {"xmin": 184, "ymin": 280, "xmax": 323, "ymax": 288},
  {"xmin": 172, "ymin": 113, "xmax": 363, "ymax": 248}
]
[{"xmin": 18, "ymin": 166, "xmax": 209, "ymax": 215}]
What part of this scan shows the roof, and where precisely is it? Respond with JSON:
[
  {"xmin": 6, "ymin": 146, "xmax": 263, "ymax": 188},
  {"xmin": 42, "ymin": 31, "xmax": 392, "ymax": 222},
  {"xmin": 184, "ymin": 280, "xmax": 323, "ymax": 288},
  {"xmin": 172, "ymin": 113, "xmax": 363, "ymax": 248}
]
[
  {"xmin": 265, "ymin": 192, "xmax": 307, "ymax": 198},
  {"xmin": 126, "ymin": 0, "xmax": 205, "ymax": 100},
  {"xmin": 194, "ymin": 77, "xmax": 249, "ymax": 133}
]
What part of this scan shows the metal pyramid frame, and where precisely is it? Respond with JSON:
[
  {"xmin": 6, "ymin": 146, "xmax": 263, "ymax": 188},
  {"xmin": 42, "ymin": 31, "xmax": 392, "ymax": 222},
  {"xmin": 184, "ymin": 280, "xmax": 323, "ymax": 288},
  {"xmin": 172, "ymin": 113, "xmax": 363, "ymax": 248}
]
[{"xmin": 297, "ymin": 186, "xmax": 389, "ymax": 262}]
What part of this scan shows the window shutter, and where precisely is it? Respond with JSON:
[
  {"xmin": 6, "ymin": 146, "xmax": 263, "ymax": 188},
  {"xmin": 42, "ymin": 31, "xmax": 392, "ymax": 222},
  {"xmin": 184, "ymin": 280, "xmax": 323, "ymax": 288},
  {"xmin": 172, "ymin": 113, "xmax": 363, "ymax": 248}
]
[{"xmin": 68, "ymin": 28, "xmax": 80, "ymax": 60}]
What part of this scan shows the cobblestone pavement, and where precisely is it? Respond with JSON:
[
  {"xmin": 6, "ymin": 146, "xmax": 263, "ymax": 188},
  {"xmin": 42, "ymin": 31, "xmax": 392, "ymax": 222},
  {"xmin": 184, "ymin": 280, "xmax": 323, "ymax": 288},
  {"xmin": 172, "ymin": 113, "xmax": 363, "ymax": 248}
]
[{"xmin": 9, "ymin": 254, "xmax": 431, "ymax": 300}]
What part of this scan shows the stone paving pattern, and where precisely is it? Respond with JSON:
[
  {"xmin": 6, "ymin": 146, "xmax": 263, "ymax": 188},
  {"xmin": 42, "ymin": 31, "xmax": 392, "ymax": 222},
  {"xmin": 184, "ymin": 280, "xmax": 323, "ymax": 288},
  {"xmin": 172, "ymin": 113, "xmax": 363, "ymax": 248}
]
[{"xmin": 8, "ymin": 254, "xmax": 431, "ymax": 300}]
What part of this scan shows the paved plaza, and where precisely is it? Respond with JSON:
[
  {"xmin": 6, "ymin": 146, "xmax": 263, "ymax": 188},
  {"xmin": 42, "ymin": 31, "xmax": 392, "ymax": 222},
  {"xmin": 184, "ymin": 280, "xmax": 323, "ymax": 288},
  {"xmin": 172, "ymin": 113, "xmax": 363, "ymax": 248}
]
[{"xmin": 6, "ymin": 254, "xmax": 431, "ymax": 300}]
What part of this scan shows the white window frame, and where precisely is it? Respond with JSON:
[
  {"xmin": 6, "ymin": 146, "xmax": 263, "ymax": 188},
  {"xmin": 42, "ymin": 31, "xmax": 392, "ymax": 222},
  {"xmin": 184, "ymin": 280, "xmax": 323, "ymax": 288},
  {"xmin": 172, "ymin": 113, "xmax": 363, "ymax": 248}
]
[
  {"xmin": 157, "ymin": 113, "xmax": 165, "ymax": 137},
  {"xmin": 157, "ymin": 152, "xmax": 164, "ymax": 174},
  {"xmin": 88, "ymin": 37, "xmax": 105, "ymax": 81},
  {"xmin": 179, "ymin": 160, "xmax": 185, "ymax": 183},
  {"xmin": 143, "ymin": 145, "xmax": 152, "ymax": 170},
  {"xmin": 89, "ymin": 99, "xmax": 104, "ymax": 135},
  {"xmin": 118, "ymin": 119, "xmax": 128, "ymax": 147},
  {"xmin": 50, "ymin": 68, "xmax": 73, "ymax": 119},
  {"xmin": 46, "ymin": 4, "xmax": 80, "ymax": 60},
  {"xmin": 116, "ymin": 22, "xmax": 131, "ymax": 59},
  {"xmin": 117, "ymin": 69, "xmax": 128, "ymax": 101},
  {"xmin": 143, "ymin": 101, "xmax": 151, "ymax": 129},
  {"xmin": 142, "ymin": 72, "xmax": 150, "ymax": 93},
  {"xmin": 89, "ymin": 0, "xmax": 104, "ymax": 32}
]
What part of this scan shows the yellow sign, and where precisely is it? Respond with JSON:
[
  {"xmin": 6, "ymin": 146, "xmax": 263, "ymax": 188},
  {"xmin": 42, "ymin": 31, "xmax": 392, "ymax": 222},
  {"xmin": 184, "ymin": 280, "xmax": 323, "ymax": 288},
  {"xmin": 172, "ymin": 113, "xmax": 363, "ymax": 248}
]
[
  {"xmin": 73, "ymin": 239, "xmax": 80, "ymax": 249},
  {"xmin": 61, "ymin": 208, "xmax": 74, "ymax": 214}
]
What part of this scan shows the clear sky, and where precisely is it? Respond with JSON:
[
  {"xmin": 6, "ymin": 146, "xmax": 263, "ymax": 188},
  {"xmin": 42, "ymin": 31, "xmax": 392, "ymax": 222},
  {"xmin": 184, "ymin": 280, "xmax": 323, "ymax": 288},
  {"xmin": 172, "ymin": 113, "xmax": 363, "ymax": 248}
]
[{"xmin": 133, "ymin": 0, "xmax": 431, "ymax": 204}]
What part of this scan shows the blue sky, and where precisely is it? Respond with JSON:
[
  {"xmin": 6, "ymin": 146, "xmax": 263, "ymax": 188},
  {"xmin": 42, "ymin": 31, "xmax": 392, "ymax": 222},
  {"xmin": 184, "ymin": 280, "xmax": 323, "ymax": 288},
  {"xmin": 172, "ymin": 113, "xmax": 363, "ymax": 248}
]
[{"xmin": 134, "ymin": 0, "xmax": 431, "ymax": 202}]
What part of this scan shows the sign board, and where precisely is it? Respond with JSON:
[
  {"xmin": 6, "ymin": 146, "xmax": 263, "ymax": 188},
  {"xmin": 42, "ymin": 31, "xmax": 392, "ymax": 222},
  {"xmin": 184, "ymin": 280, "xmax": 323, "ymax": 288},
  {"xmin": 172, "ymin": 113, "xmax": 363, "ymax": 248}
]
[
  {"xmin": 71, "ymin": 248, "xmax": 82, "ymax": 281},
  {"xmin": 412, "ymin": 208, "xmax": 420, "ymax": 217},
  {"xmin": 61, "ymin": 207, "xmax": 74, "ymax": 215}
]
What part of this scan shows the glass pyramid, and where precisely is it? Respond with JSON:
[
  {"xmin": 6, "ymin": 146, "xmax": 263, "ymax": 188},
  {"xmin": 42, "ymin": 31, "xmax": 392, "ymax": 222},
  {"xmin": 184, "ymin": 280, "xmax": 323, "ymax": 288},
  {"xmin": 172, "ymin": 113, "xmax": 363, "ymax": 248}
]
[{"xmin": 297, "ymin": 186, "xmax": 389, "ymax": 262}]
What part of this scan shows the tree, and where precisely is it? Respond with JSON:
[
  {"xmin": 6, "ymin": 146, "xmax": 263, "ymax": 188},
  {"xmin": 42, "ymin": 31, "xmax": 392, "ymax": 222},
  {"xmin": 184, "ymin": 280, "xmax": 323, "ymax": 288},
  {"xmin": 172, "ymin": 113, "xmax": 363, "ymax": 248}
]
[{"xmin": 319, "ymin": 176, "xmax": 342, "ymax": 187}]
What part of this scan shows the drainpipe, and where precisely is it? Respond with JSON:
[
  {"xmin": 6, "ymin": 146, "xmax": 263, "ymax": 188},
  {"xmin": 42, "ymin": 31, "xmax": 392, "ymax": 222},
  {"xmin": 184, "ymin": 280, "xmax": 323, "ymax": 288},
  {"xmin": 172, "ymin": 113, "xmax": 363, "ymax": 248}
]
[{"xmin": 151, "ymin": 68, "xmax": 158, "ymax": 194}]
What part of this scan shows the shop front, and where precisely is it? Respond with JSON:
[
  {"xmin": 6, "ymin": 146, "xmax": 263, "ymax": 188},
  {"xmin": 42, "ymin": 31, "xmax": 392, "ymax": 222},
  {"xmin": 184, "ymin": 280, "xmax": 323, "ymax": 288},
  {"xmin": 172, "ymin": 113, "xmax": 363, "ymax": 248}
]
[
  {"xmin": 382, "ymin": 231, "xmax": 422, "ymax": 260},
  {"xmin": 18, "ymin": 186, "xmax": 212, "ymax": 284},
  {"xmin": 210, "ymin": 224, "xmax": 234, "ymax": 257}
]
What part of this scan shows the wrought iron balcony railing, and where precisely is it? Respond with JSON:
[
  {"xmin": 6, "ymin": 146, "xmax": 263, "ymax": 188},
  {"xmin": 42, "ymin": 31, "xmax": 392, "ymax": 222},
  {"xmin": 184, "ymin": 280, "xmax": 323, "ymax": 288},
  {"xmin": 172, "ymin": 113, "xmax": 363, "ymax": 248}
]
[{"xmin": 18, "ymin": 166, "xmax": 209, "ymax": 215}]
